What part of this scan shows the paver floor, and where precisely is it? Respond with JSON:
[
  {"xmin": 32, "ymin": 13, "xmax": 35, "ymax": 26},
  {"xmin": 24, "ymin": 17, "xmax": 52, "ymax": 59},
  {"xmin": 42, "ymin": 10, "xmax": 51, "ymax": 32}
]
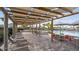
[
  {"xmin": 22, "ymin": 30, "xmax": 79, "ymax": 51},
  {"xmin": 9, "ymin": 30, "xmax": 79, "ymax": 51}
]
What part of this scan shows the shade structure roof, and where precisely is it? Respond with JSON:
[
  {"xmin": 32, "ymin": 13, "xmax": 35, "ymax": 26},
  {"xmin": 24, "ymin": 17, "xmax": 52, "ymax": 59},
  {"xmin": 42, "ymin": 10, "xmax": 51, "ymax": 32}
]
[{"xmin": 1, "ymin": 7, "xmax": 79, "ymax": 25}]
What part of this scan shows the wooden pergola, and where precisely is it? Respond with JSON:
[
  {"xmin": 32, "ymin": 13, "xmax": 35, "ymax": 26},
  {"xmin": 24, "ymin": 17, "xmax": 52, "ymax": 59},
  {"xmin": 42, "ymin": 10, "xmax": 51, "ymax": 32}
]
[{"xmin": 0, "ymin": 7, "xmax": 79, "ymax": 51}]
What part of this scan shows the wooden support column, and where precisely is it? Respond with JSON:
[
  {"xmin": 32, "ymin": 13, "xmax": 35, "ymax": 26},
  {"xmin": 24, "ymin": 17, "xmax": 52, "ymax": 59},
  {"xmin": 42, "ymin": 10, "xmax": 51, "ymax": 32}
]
[
  {"xmin": 29, "ymin": 25, "xmax": 32, "ymax": 32},
  {"xmin": 31, "ymin": 25, "xmax": 32, "ymax": 32},
  {"xmin": 29, "ymin": 25, "xmax": 31, "ymax": 32},
  {"xmin": 13, "ymin": 22, "xmax": 17, "ymax": 38},
  {"xmin": 32, "ymin": 25, "xmax": 33, "ymax": 33},
  {"xmin": 51, "ymin": 19, "xmax": 53, "ymax": 42},
  {"xmin": 39, "ymin": 23, "xmax": 41, "ymax": 30},
  {"xmin": 36, "ymin": 23, "xmax": 37, "ymax": 32},
  {"xmin": 39, "ymin": 23, "xmax": 41, "ymax": 35},
  {"xmin": 4, "ymin": 12, "xmax": 8, "ymax": 51}
]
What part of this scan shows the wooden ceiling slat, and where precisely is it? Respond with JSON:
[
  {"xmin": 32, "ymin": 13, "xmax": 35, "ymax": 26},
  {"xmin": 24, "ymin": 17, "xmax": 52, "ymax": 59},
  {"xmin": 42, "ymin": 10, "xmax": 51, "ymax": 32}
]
[
  {"xmin": 10, "ymin": 7, "xmax": 59, "ymax": 17},
  {"xmin": 12, "ymin": 13, "xmax": 27, "ymax": 17},
  {"xmin": 13, "ymin": 15, "xmax": 25, "ymax": 18},
  {"xmin": 16, "ymin": 20, "xmax": 40, "ymax": 22},
  {"xmin": 27, "ymin": 15, "xmax": 49, "ymax": 20},
  {"xmin": 34, "ymin": 7, "xmax": 64, "ymax": 15},
  {"xmin": 7, "ymin": 9, "xmax": 28, "ymax": 15},
  {"xmin": 59, "ymin": 7, "xmax": 73, "ymax": 13},
  {"xmin": 13, "ymin": 15, "xmax": 40, "ymax": 20},
  {"xmin": 16, "ymin": 22, "xmax": 36, "ymax": 25},
  {"xmin": 13, "ymin": 14, "xmax": 49, "ymax": 20},
  {"xmin": 30, "ymin": 13, "xmax": 50, "ymax": 18},
  {"xmin": 32, "ymin": 8, "xmax": 58, "ymax": 17},
  {"xmin": 8, "ymin": 9, "xmax": 51, "ymax": 18},
  {"xmin": 10, "ymin": 7, "xmax": 27, "ymax": 12},
  {"xmin": 16, "ymin": 21, "xmax": 37, "ymax": 23}
]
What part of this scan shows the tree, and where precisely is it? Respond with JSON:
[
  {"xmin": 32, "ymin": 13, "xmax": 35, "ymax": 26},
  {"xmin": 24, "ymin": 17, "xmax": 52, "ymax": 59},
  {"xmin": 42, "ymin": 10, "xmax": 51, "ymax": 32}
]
[
  {"xmin": 46, "ymin": 22, "xmax": 51, "ymax": 30},
  {"xmin": 22, "ymin": 24, "xmax": 28, "ymax": 29}
]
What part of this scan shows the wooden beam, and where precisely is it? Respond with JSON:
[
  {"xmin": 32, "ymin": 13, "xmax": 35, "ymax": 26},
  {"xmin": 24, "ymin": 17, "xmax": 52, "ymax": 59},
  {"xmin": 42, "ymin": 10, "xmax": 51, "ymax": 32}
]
[
  {"xmin": 10, "ymin": 8, "xmax": 53, "ymax": 18},
  {"xmin": 10, "ymin": 7, "xmax": 27, "ymax": 12},
  {"xmin": 7, "ymin": 9, "xmax": 51, "ymax": 18},
  {"xmin": 59, "ymin": 7, "xmax": 73, "ymax": 13},
  {"xmin": 10, "ymin": 7, "xmax": 55, "ymax": 17},
  {"xmin": 7, "ymin": 9, "xmax": 28, "ymax": 15},
  {"xmin": 14, "ymin": 17, "xmax": 41, "ymax": 20},
  {"xmin": 10, "ymin": 7, "xmax": 62, "ymax": 17},
  {"xmin": 16, "ymin": 20, "xmax": 38, "ymax": 23},
  {"xmin": 30, "ymin": 13, "xmax": 51, "ymax": 18},
  {"xmin": 16, "ymin": 22, "xmax": 36, "ymax": 25},
  {"xmin": 13, "ymin": 14, "xmax": 49, "ymax": 20},
  {"xmin": 34, "ymin": 7, "xmax": 64, "ymax": 15},
  {"xmin": 13, "ymin": 15, "xmax": 25, "ymax": 18}
]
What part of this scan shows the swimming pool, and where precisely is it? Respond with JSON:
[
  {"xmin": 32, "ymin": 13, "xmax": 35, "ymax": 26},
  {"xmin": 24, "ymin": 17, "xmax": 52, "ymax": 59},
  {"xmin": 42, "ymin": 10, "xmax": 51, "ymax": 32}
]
[{"xmin": 53, "ymin": 30, "xmax": 79, "ymax": 38}]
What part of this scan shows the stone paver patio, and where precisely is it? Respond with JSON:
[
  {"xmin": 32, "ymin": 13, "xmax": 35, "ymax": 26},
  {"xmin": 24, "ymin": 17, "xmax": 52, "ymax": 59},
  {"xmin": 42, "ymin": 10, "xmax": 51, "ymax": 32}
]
[{"xmin": 8, "ymin": 30, "xmax": 79, "ymax": 51}]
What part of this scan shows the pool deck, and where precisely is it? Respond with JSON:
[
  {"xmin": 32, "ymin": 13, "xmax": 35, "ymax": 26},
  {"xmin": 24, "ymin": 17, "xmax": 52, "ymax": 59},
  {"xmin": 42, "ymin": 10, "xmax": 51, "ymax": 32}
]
[{"xmin": 8, "ymin": 30, "xmax": 79, "ymax": 51}]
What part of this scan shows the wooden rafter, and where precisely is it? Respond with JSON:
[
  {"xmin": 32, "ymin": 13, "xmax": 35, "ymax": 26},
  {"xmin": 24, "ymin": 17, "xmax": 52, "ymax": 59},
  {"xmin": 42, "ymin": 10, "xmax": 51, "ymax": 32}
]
[
  {"xmin": 10, "ymin": 7, "xmax": 58, "ymax": 17},
  {"xmin": 59, "ymin": 7, "xmax": 73, "ymax": 13},
  {"xmin": 13, "ymin": 15, "xmax": 49, "ymax": 20},
  {"xmin": 34, "ymin": 7, "xmax": 64, "ymax": 15},
  {"xmin": 7, "ymin": 9, "xmax": 51, "ymax": 19}
]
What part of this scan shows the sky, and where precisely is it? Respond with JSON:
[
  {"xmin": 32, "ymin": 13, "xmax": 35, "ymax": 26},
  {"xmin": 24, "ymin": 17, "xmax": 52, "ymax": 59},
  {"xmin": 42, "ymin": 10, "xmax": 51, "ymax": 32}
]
[
  {"xmin": 0, "ymin": 7, "xmax": 79, "ymax": 25},
  {"xmin": 53, "ymin": 14, "xmax": 79, "ymax": 25},
  {"xmin": 0, "ymin": 11, "xmax": 4, "ymax": 25},
  {"xmin": 0, "ymin": 11, "xmax": 12, "ymax": 25}
]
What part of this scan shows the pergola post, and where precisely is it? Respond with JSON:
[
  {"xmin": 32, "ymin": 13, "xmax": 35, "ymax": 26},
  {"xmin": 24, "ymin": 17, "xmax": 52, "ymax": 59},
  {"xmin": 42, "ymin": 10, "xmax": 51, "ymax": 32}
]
[
  {"xmin": 39, "ymin": 23, "xmax": 41, "ymax": 30},
  {"xmin": 13, "ymin": 22, "xmax": 17, "ymax": 38},
  {"xmin": 36, "ymin": 23, "xmax": 37, "ymax": 32},
  {"xmin": 4, "ymin": 12, "xmax": 8, "ymax": 51},
  {"xmin": 29, "ymin": 25, "xmax": 31, "ymax": 32},
  {"xmin": 39, "ymin": 23, "xmax": 41, "ymax": 36},
  {"xmin": 32, "ymin": 25, "xmax": 33, "ymax": 33},
  {"xmin": 51, "ymin": 19, "xmax": 53, "ymax": 42}
]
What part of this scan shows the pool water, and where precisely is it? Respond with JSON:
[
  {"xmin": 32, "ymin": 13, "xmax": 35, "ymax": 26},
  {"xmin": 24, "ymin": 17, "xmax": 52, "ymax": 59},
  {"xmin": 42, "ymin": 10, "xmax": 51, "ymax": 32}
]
[{"xmin": 53, "ymin": 30, "xmax": 79, "ymax": 37}]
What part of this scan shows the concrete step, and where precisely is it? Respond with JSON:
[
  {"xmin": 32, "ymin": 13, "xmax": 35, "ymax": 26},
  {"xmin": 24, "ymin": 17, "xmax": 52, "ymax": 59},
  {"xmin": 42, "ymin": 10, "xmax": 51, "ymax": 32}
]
[
  {"xmin": 15, "ymin": 40, "xmax": 27, "ymax": 42},
  {"xmin": 12, "ymin": 45, "xmax": 29, "ymax": 51},
  {"xmin": 16, "ymin": 42, "xmax": 28, "ymax": 47}
]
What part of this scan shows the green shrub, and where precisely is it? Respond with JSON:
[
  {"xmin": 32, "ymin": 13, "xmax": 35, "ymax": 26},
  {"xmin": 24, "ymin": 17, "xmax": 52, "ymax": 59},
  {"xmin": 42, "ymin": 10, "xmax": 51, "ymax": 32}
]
[{"xmin": 0, "ymin": 28, "xmax": 3, "ymax": 42}]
